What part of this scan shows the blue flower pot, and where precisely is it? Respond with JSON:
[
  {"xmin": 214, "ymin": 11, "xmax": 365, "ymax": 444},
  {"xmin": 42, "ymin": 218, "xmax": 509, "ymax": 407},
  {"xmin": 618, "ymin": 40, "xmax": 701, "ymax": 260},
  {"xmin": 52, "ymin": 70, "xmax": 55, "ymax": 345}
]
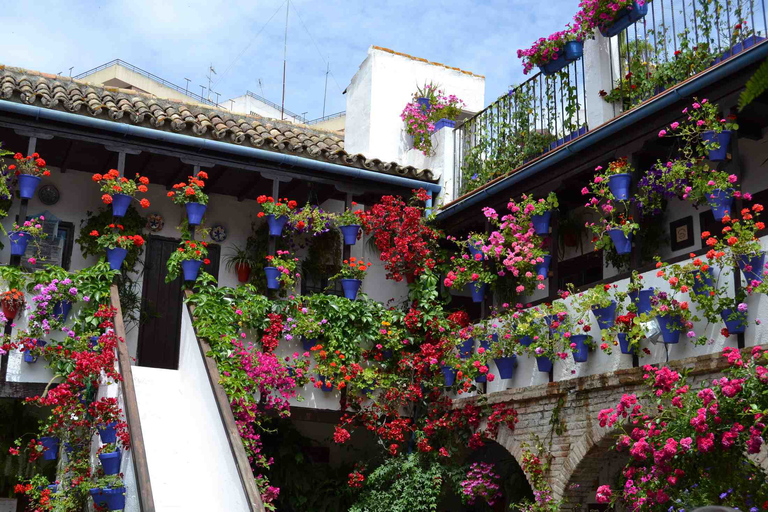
[
  {"xmin": 739, "ymin": 252, "xmax": 766, "ymax": 284},
  {"xmin": 707, "ymin": 188, "xmax": 733, "ymax": 221},
  {"xmin": 468, "ymin": 245, "xmax": 484, "ymax": 260},
  {"xmin": 519, "ymin": 335, "xmax": 533, "ymax": 347},
  {"xmin": 592, "ymin": 301, "xmax": 616, "ymax": 330},
  {"xmin": 18, "ymin": 174, "xmax": 41, "ymax": 199},
  {"xmin": 629, "ymin": 288, "xmax": 655, "ymax": 314},
  {"xmin": 608, "ymin": 228, "xmax": 632, "ymax": 254},
  {"xmin": 265, "ymin": 266, "xmax": 281, "ymax": 289},
  {"xmin": 23, "ymin": 339, "xmax": 45, "ymax": 364},
  {"xmin": 382, "ymin": 349, "xmax": 393, "ymax": 359},
  {"xmin": 608, "ymin": 173, "xmax": 632, "ymax": 200},
  {"xmin": 434, "ymin": 118, "xmax": 455, "ymax": 131},
  {"xmin": 535, "ymin": 255, "xmax": 551, "ymax": 279},
  {"xmin": 441, "ymin": 366, "xmax": 457, "ymax": 386},
  {"xmin": 600, "ymin": 0, "xmax": 648, "ymax": 37},
  {"xmin": 89, "ymin": 488, "xmax": 109, "ymax": 508},
  {"xmin": 536, "ymin": 356, "xmax": 553, "ymax": 373},
  {"xmin": 564, "ymin": 40, "xmax": 584, "ymax": 61},
  {"xmin": 181, "ymin": 259, "xmax": 203, "ymax": 282},
  {"xmin": 656, "ymin": 314, "xmax": 682, "ymax": 344},
  {"xmin": 531, "ymin": 211, "xmax": 551, "ymax": 235},
  {"xmin": 341, "ymin": 278, "xmax": 362, "ymax": 300},
  {"xmin": 721, "ymin": 308, "xmax": 747, "ymax": 334},
  {"xmin": 98, "ymin": 421, "xmax": 117, "ymax": 444},
  {"xmin": 702, "ymin": 130, "xmax": 731, "ymax": 161},
  {"xmin": 479, "ymin": 336, "xmax": 491, "ymax": 352},
  {"xmin": 539, "ymin": 54, "xmax": 570, "ymax": 75},
  {"xmin": 417, "ymin": 97, "xmax": 430, "ymax": 110},
  {"xmin": 40, "ymin": 436, "xmax": 59, "ymax": 461},
  {"xmin": 339, "ymin": 225, "xmax": 361, "ymax": 245},
  {"xmin": 570, "ymin": 334, "xmax": 591, "ymax": 363},
  {"xmin": 9, "ymin": 231, "xmax": 30, "ymax": 256},
  {"xmin": 99, "ymin": 449, "xmax": 122, "ymax": 475},
  {"xmin": 111, "ymin": 193, "xmax": 132, "ymax": 218},
  {"xmin": 458, "ymin": 338, "xmax": 474, "ymax": 359},
  {"xmin": 617, "ymin": 333, "xmax": 635, "ymax": 355},
  {"xmin": 301, "ymin": 336, "xmax": 316, "ymax": 351},
  {"xmin": 476, "ymin": 373, "xmax": 487, "ymax": 383},
  {"xmin": 106, "ymin": 247, "xmax": 128, "ymax": 271},
  {"xmin": 317, "ymin": 375, "xmax": 333, "ymax": 392},
  {"xmin": 691, "ymin": 267, "xmax": 714, "ymax": 296},
  {"xmin": 104, "ymin": 486, "xmax": 126, "ymax": 511},
  {"xmin": 185, "ymin": 202, "xmax": 207, "ymax": 226},
  {"xmin": 266, "ymin": 214, "xmax": 289, "ymax": 237},
  {"xmin": 469, "ymin": 282, "xmax": 487, "ymax": 303},
  {"xmin": 494, "ymin": 355, "xmax": 517, "ymax": 379},
  {"xmin": 53, "ymin": 301, "xmax": 72, "ymax": 322}
]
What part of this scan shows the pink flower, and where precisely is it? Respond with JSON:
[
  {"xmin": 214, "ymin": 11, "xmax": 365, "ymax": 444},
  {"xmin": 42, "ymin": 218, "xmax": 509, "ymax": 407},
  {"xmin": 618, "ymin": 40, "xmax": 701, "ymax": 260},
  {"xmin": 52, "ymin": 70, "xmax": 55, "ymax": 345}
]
[
  {"xmin": 658, "ymin": 129, "xmax": 667, "ymax": 137},
  {"xmin": 595, "ymin": 485, "xmax": 612, "ymax": 504}
]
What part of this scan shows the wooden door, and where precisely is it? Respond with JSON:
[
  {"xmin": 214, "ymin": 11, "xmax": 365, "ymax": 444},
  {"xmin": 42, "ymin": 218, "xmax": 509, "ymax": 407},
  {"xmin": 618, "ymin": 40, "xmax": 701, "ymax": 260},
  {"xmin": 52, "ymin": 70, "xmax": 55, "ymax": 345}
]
[{"xmin": 137, "ymin": 236, "xmax": 220, "ymax": 369}]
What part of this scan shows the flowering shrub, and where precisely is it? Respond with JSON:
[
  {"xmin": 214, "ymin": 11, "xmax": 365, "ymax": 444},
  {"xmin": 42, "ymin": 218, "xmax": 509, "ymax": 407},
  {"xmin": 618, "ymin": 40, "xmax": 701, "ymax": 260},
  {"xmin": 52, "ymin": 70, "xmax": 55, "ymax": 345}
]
[
  {"xmin": 166, "ymin": 239, "xmax": 210, "ymax": 282},
  {"xmin": 8, "ymin": 151, "xmax": 51, "ymax": 177},
  {"xmin": 265, "ymin": 250, "xmax": 300, "ymax": 289},
  {"xmin": 92, "ymin": 169, "xmax": 150, "ymax": 208},
  {"xmin": 167, "ymin": 171, "xmax": 209, "ymax": 205},
  {"xmin": 460, "ymin": 462, "xmax": 501, "ymax": 506},
  {"xmin": 518, "ymin": 26, "xmax": 583, "ymax": 75},
  {"xmin": 257, "ymin": 195, "xmax": 297, "ymax": 218},
  {"xmin": 401, "ymin": 83, "xmax": 464, "ymax": 155}
]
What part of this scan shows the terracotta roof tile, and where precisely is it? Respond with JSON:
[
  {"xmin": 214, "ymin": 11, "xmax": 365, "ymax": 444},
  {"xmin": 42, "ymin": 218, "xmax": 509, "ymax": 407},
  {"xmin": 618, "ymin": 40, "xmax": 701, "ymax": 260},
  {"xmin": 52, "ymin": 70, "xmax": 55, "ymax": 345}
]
[{"xmin": 0, "ymin": 66, "xmax": 435, "ymax": 183}]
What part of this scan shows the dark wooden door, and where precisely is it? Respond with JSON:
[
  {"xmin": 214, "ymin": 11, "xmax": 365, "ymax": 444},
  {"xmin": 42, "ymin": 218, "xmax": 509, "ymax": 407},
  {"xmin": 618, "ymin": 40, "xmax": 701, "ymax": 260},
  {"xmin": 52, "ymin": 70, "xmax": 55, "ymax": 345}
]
[{"xmin": 137, "ymin": 236, "xmax": 220, "ymax": 369}]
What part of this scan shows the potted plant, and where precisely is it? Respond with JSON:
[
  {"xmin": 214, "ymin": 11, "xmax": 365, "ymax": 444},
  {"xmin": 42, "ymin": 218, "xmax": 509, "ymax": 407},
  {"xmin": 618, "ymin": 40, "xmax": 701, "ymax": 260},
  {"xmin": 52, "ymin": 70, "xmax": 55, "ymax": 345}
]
[
  {"xmin": 98, "ymin": 443, "xmax": 122, "ymax": 476},
  {"xmin": 613, "ymin": 311, "xmax": 639, "ymax": 354},
  {"xmin": 167, "ymin": 171, "xmax": 209, "ymax": 226},
  {"xmin": 659, "ymin": 98, "xmax": 739, "ymax": 161},
  {"xmin": 575, "ymin": 0, "xmax": 649, "ymax": 38},
  {"xmin": 401, "ymin": 83, "xmax": 464, "ymax": 155},
  {"xmin": 487, "ymin": 319, "xmax": 521, "ymax": 379},
  {"xmin": 91, "ymin": 225, "xmax": 145, "ymax": 271},
  {"xmin": 0, "ymin": 288, "xmax": 24, "ymax": 321},
  {"xmin": 334, "ymin": 203, "xmax": 366, "ymax": 245},
  {"xmin": 8, "ymin": 152, "xmax": 51, "ymax": 199},
  {"xmin": 518, "ymin": 26, "xmax": 585, "ymax": 75},
  {"xmin": 39, "ymin": 434, "xmax": 59, "ymax": 461},
  {"xmin": 89, "ymin": 475, "xmax": 125, "ymax": 511},
  {"xmin": 257, "ymin": 196, "xmax": 297, "ymax": 236},
  {"xmin": 165, "ymin": 239, "xmax": 211, "ymax": 283},
  {"xmin": 285, "ymin": 304, "xmax": 326, "ymax": 351},
  {"xmin": 264, "ymin": 250, "xmax": 300, "ymax": 291},
  {"xmin": 20, "ymin": 336, "xmax": 46, "ymax": 364},
  {"xmin": 509, "ymin": 306, "xmax": 547, "ymax": 348},
  {"xmin": 224, "ymin": 244, "xmax": 254, "ymax": 283},
  {"xmin": 584, "ymin": 165, "xmax": 639, "ymax": 256},
  {"xmin": 443, "ymin": 249, "xmax": 498, "ymax": 303},
  {"xmin": 603, "ymin": 157, "xmax": 634, "ymax": 200},
  {"xmin": 686, "ymin": 165, "xmax": 740, "ymax": 221},
  {"xmin": 649, "ymin": 290, "xmax": 694, "ymax": 344},
  {"xmin": 580, "ymin": 284, "xmax": 617, "ymax": 330},
  {"xmin": 329, "ymin": 256, "xmax": 371, "ymax": 300},
  {"xmin": 92, "ymin": 169, "xmax": 151, "ymax": 217},
  {"xmin": 8, "ymin": 215, "xmax": 47, "ymax": 257},
  {"xmin": 465, "ymin": 232, "xmax": 487, "ymax": 259},
  {"xmin": 704, "ymin": 203, "xmax": 765, "ymax": 286},
  {"xmin": 522, "ymin": 192, "xmax": 559, "ymax": 235},
  {"xmin": 288, "ymin": 203, "xmax": 334, "ymax": 236}
]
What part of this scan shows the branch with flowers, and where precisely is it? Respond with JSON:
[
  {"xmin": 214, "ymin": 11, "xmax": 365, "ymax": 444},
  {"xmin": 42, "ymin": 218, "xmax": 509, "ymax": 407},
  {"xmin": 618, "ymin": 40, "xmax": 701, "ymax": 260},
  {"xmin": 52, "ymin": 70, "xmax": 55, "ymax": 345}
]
[
  {"xmin": 401, "ymin": 83, "xmax": 465, "ymax": 156},
  {"xmin": 518, "ymin": 25, "xmax": 585, "ymax": 75}
]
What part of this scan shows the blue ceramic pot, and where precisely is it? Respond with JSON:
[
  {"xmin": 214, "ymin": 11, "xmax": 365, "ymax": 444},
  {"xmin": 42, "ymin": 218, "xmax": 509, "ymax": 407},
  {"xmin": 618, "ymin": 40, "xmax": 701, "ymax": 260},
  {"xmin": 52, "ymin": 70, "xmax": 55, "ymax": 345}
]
[
  {"xmin": 434, "ymin": 118, "xmax": 455, "ymax": 131},
  {"xmin": 99, "ymin": 449, "xmax": 122, "ymax": 475},
  {"xmin": 23, "ymin": 339, "xmax": 46, "ymax": 363},
  {"xmin": 341, "ymin": 278, "xmax": 362, "ymax": 300},
  {"xmin": 476, "ymin": 373, "xmax": 487, "ymax": 383},
  {"xmin": 608, "ymin": 173, "xmax": 632, "ymax": 200},
  {"xmin": 181, "ymin": 259, "xmax": 203, "ymax": 282},
  {"xmin": 721, "ymin": 308, "xmax": 747, "ymax": 334},
  {"xmin": 531, "ymin": 211, "xmax": 551, "ymax": 235},
  {"xmin": 458, "ymin": 338, "xmax": 474, "ymax": 359},
  {"xmin": 494, "ymin": 355, "xmax": 517, "ymax": 379},
  {"xmin": 106, "ymin": 247, "xmax": 128, "ymax": 271},
  {"xmin": 468, "ymin": 245, "xmax": 484, "ymax": 260},
  {"xmin": 441, "ymin": 366, "xmax": 457, "ymax": 386},
  {"xmin": 519, "ymin": 335, "xmax": 533, "ymax": 347},
  {"xmin": 185, "ymin": 202, "xmax": 207, "ymax": 226},
  {"xmin": 98, "ymin": 421, "xmax": 117, "ymax": 444},
  {"xmin": 53, "ymin": 301, "xmax": 72, "ymax": 322},
  {"xmin": 317, "ymin": 375, "xmax": 333, "ymax": 392},
  {"xmin": 266, "ymin": 214, "xmax": 289, "ymax": 237},
  {"xmin": 570, "ymin": 334, "xmax": 591, "ymax": 363},
  {"xmin": 628, "ymin": 288, "xmax": 655, "ymax": 314},
  {"xmin": 707, "ymin": 188, "xmax": 733, "ymax": 221},
  {"xmin": 691, "ymin": 267, "xmax": 714, "ymax": 296},
  {"xmin": 417, "ymin": 97, "xmax": 430, "ymax": 110},
  {"xmin": 564, "ymin": 40, "xmax": 584, "ymax": 60},
  {"xmin": 702, "ymin": 130, "xmax": 731, "ymax": 161},
  {"xmin": 738, "ymin": 252, "xmax": 766, "ymax": 284},
  {"xmin": 535, "ymin": 255, "xmax": 551, "ymax": 279},
  {"xmin": 111, "ymin": 194, "xmax": 132, "ymax": 218},
  {"xmin": 536, "ymin": 356, "xmax": 553, "ymax": 373},
  {"xmin": 265, "ymin": 266, "xmax": 281, "ymax": 290},
  {"xmin": 657, "ymin": 314, "xmax": 682, "ymax": 344},
  {"xmin": 608, "ymin": 228, "xmax": 632, "ymax": 254},
  {"xmin": 469, "ymin": 282, "xmax": 487, "ymax": 303},
  {"xmin": 301, "ymin": 336, "xmax": 316, "ymax": 351},
  {"xmin": 18, "ymin": 174, "xmax": 41, "ymax": 199},
  {"xmin": 339, "ymin": 225, "xmax": 360, "ymax": 245},
  {"xmin": 540, "ymin": 54, "xmax": 569, "ymax": 75},
  {"xmin": 8, "ymin": 231, "xmax": 29, "ymax": 256},
  {"xmin": 89, "ymin": 488, "xmax": 109, "ymax": 508},
  {"xmin": 592, "ymin": 301, "xmax": 616, "ymax": 330},
  {"xmin": 617, "ymin": 333, "xmax": 635, "ymax": 355},
  {"xmin": 600, "ymin": 0, "xmax": 648, "ymax": 37},
  {"xmin": 40, "ymin": 436, "xmax": 59, "ymax": 461},
  {"xmin": 104, "ymin": 486, "xmax": 126, "ymax": 511}
]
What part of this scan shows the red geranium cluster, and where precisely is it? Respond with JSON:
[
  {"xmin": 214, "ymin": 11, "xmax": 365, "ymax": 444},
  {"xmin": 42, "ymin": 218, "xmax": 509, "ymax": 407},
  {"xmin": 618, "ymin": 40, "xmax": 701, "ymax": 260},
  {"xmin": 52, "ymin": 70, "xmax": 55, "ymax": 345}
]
[{"xmin": 9, "ymin": 152, "xmax": 51, "ymax": 178}]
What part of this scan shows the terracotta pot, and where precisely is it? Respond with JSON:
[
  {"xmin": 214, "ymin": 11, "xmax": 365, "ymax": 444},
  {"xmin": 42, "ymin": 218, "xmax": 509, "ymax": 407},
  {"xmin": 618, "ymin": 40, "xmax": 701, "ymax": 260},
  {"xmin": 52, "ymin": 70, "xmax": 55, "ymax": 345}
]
[
  {"xmin": 235, "ymin": 263, "xmax": 252, "ymax": 283},
  {"xmin": 2, "ymin": 300, "xmax": 19, "ymax": 321}
]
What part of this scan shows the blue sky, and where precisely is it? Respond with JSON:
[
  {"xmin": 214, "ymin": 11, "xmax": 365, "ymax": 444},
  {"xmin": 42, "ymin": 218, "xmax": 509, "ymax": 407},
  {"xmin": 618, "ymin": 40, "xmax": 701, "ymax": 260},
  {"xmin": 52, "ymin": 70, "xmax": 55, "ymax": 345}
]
[{"xmin": 1, "ymin": 0, "xmax": 576, "ymax": 121}]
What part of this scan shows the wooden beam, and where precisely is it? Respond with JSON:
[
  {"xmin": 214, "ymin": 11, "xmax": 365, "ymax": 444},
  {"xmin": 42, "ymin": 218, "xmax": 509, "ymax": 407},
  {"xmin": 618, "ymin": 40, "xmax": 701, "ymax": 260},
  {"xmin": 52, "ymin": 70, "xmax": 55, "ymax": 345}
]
[
  {"xmin": 165, "ymin": 160, "xmax": 188, "ymax": 190},
  {"xmin": 59, "ymin": 140, "xmax": 75, "ymax": 173},
  {"xmin": 110, "ymin": 285, "xmax": 156, "ymax": 512},
  {"xmin": 237, "ymin": 177, "xmax": 262, "ymax": 202},
  {"xmin": 203, "ymin": 167, "xmax": 226, "ymax": 192},
  {"xmin": 185, "ymin": 292, "xmax": 267, "ymax": 512}
]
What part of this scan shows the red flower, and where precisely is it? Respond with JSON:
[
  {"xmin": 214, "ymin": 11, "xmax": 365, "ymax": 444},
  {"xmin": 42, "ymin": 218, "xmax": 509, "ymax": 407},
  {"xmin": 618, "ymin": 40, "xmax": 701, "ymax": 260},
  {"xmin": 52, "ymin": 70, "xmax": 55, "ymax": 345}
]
[
  {"xmin": 102, "ymin": 194, "xmax": 113, "ymax": 204},
  {"xmin": 140, "ymin": 198, "xmax": 150, "ymax": 208}
]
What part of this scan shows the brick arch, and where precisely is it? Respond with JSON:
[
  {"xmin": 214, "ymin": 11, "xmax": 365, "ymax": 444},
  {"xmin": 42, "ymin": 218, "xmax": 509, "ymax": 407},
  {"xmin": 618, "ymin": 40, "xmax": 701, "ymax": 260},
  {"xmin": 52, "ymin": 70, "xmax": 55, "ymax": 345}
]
[{"xmin": 493, "ymin": 427, "xmax": 535, "ymax": 490}]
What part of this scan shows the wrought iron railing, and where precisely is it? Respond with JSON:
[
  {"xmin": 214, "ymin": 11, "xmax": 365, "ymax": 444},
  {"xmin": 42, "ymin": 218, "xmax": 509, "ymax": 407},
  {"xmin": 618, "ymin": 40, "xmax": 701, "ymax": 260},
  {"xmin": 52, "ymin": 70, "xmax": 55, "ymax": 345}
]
[{"xmin": 454, "ymin": 0, "xmax": 768, "ymax": 198}]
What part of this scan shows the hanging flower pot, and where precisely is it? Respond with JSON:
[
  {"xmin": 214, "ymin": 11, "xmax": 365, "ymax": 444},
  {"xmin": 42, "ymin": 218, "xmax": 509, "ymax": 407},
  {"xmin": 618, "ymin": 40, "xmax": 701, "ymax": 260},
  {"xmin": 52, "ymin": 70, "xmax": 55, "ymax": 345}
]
[
  {"xmin": 468, "ymin": 246, "xmax": 484, "ymax": 260},
  {"xmin": 106, "ymin": 247, "xmax": 128, "ymax": 271},
  {"xmin": 539, "ymin": 54, "xmax": 570, "ymax": 75},
  {"xmin": 608, "ymin": 229, "xmax": 632, "ymax": 254},
  {"xmin": 518, "ymin": 335, "xmax": 533, "ymax": 347},
  {"xmin": 265, "ymin": 267, "xmax": 281, "ymax": 290},
  {"xmin": 89, "ymin": 336, "xmax": 100, "ymax": 351},
  {"xmin": 52, "ymin": 301, "xmax": 73, "ymax": 322},
  {"xmin": 301, "ymin": 336, "xmax": 316, "ymax": 351},
  {"xmin": 111, "ymin": 194, "xmax": 132, "ymax": 218},
  {"xmin": 99, "ymin": 449, "xmax": 122, "ymax": 475},
  {"xmin": 181, "ymin": 259, "xmax": 203, "ymax": 282},
  {"xmin": 617, "ymin": 333, "xmax": 635, "ymax": 355},
  {"xmin": 441, "ymin": 366, "xmax": 457, "ymax": 386},
  {"xmin": 341, "ymin": 278, "xmax": 362, "ymax": 300},
  {"xmin": 656, "ymin": 314, "xmax": 682, "ymax": 344},
  {"xmin": 317, "ymin": 375, "xmax": 333, "ymax": 392},
  {"xmin": 339, "ymin": 225, "xmax": 361, "ymax": 245},
  {"xmin": 591, "ymin": 301, "xmax": 616, "ymax": 330},
  {"xmin": 23, "ymin": 339, "xmax": 46, "ymax": 364},
  {"xmin": 469, "ymin": 282, "xmax": 487, "ymax": 303},
  {"xmin": 536, "ymin": 356, "xmax": 553, "ymax": 373},
  {"xmin": 738, "ymin": 252, "xmax": 766, "ymax": 284},
  {"xmin": 564, "ymin": 40, "xmax": 584, "ymax": 61},
  {"xmin": 103, "ymin": 486, "xmax": 126, "ymax": 511},
  {"xmin": 8, "ymin": 231, "xmax": 30, "ymax": 256},
  {"xmin": 599, "ymin": 0, "xmax": 648, "ymax": 37},
  {"xmin": 98, "ymin": 422, "xmax": 117, "ymax": 444},
  {"xmin": 266, "ymin": 214, "xmax": 289, "ymax": 237},
  {"xmin": 89, "ymin": 488, "xmax": 109, "ymax": 508},
  {"xmin": 185, "ymin": 202, "xmax": 207, "ymax": 226},
  {"xmin": 417, "ymin": 97, "xmax": 430, "ymax": 110},
  {"xmin": 235, "ymin": 263, "xmax": 252, "ymax": 283},
  {"xmin": 40, "ymin": 436, "xmax": 59, "ymax": 461},
  {"xmin": 690, "ymin": 267, "xmax": 715, "ymax": 296},
  {"xmin": 1, "ymin": 300, "xmax": 19, "ymax": 321},
  {"xmin": 535, "ymin": 255, "xmax": 551, "ymax": 279},
  {"xmin": 628, "ymin": 288, "xmax": 655, "ymax": 314},
  {"xmin": 494, "ymin": 355, "xmax": 517, "ymax": 379},
  {"xmin": 478, "ymin": 336, "xmax": 492, "ymax": 352},
  {"xmin": 721, "ymin": 308, "xmax": 747, "ymax": 334},
  {"xmin": 570, "ymin": 334, "xmax": 591, "ymax": 363},
  {"xmin": 702, "ymin": 130, "xmax": 732, "ymax": 161},
  {"xmin": 706, "ymin": 188, "xmax": 734, "ymax": 221},
  {"xmin": 531, "ymin": 211, "xmax": 551, "ymax": 235},
  {"xmin": 608, "ymin": 173, "xmax": 632, "ymax": 200},
  {"xmin": 476, "ymin": 373, "xmax": 487, "ymax": 383},
  {"xmin": 458, "ymin": 338, "xmax": 474, "ymax": 359},
  {"xmin": 18, "ymin": 174, "xmax": 42, "ymax": 199}
]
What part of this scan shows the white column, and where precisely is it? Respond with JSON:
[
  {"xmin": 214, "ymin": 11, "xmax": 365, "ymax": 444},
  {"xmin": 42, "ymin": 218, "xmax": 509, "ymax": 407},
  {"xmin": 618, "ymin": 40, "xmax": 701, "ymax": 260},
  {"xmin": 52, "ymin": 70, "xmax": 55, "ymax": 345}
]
[{"xmin": 584, "ymin": 34, "xmax": 622, "ymax": 129}]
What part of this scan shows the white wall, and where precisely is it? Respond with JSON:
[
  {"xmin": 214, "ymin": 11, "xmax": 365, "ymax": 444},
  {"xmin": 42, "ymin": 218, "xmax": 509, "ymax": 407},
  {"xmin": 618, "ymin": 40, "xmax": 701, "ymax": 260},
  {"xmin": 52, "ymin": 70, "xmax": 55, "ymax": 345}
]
[{"xmin": 222, "ymin": 94, "xmax": 302, "ymax": 123}]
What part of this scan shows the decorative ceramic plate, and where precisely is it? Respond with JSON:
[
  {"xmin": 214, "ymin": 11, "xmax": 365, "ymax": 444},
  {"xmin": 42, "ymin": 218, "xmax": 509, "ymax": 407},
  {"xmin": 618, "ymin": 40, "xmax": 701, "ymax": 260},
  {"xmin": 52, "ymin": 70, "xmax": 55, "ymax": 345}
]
[
  {"xmin": 38, "ymin": 184, "xmax": 60, "ymax": 205},
  {"xmin": 211, "ymin": 224, "xmax": 227, "ymax": 242},
  {"xmin": 146, "ymin": 213, "xmax": 164, "ymax": 232}
]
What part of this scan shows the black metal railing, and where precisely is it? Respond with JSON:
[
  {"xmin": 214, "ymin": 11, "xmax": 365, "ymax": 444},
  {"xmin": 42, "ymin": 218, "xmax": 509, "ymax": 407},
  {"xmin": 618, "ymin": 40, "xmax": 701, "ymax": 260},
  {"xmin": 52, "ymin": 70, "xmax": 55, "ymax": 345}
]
[
  {"xmin": 454, "ymin": 59, "xmax": 588, "ymax": 197},
  {"xmin": 74, "ymin": 59, "xmax": 219, "ymax": 107}
]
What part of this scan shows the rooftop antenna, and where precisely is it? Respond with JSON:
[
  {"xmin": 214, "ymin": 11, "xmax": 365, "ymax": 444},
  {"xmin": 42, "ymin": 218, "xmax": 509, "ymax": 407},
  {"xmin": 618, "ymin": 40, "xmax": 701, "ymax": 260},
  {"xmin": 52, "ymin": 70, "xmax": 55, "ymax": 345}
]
[
  {"xmin": 322, "ymin": 61, "xmax": 329, "ymax": 117},
  {"xmin": 206, "ymin": 64, "xmax": 217, "ymax": 101},
  {"xmin": 280, "ymin": 0, "xmax": 289, "ymax": 120},
  {"xmin": 184, "ymin": 78, "xmax": 191, "ymax": 95},
  {"xmin": 258, "ymin": 78, "xmax": 265, "ymax": 98},
  {"xmin": 69, "ymin": 67, "xmax": 74, "ymax": 78}
]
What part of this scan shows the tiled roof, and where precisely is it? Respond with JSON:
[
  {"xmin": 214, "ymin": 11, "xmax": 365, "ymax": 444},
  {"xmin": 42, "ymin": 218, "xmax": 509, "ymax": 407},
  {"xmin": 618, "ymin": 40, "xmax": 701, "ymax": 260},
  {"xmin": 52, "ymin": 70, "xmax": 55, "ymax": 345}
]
[
  {"xmin": 0, "ymin": 65, "xmax": 435, "ymax": 182},
  {"xmin": 371, "ymin": 46, "xmax": 484, "ymax": 79}
]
